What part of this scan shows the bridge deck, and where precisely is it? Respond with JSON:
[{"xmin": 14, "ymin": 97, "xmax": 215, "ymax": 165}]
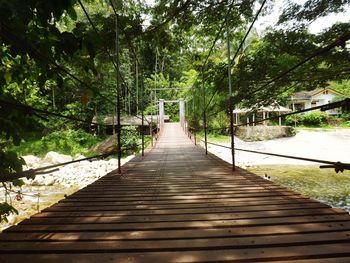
[{"xmin": 1, "ymin": 123, "xmax": 350, "ymax": 262}]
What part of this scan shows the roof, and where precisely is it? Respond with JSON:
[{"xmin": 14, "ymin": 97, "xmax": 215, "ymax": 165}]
[
  {"xmin": 287, "ymin": 88, "xmax": 344, "ymax": 100},
  {"xmin": 233, "ymin": 102, "xmax": 292, "ymax": 114},
  {"xmin": 92, "ymin": 115, "xmax": 169, "ymax": 126}
]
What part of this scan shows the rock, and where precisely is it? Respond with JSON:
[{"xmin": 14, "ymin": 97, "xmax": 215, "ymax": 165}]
[
  {"xmin": 38, "ymin": 162, "xmax": 53, "ymax": 168},
  {"xmin": 32, "ymin": 175, "xmax": 45, "ymax": 186},
  {"xmin": 6, "ymin": 214, "xmax": 16, "ymax": 225},
  {"xmin": 21, "ymin": 178, "xmax": 33, "ymax": 185},
  {"xmin": 91, "ymin": 136, "xmax": 116, "ymax": 154},
  {"xmin": 42, "ymin": 151, "xmax": 73, "ymax": 165},
  {"xmin": 22, "ymin": 155, "xmax": 41, "ymax": 168},
  {"xmin": 74, "ymin": 160, "xmax": 90, "ymax": 168},
  {"xmin": 74, "ymin": 154, "xmax": 86, "ymax": 160},
  {"xmin": 43, "ymin": 176, "xmax": 55, "ymax": 186}
]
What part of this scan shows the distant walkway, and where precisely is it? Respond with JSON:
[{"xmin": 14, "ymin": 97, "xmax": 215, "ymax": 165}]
[{"xmin": 1, "ymin": 123, "xmax": 350, "ymax": 262}]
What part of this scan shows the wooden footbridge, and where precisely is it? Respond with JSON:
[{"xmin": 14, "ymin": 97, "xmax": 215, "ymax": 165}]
[{"xmin": 1, "ymin": 123, "xmax": 350, "ymax": 262}]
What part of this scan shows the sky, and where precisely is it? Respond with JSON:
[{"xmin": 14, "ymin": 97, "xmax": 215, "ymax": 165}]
[
  {"xmin": 143, "ymin": 0, "xmax": 350, "ymax": 34},
  {"xmin": 257, "ymin": 0, "xmax": 350, "ymax": 34}
]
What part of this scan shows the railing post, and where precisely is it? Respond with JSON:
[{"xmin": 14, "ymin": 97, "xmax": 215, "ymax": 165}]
[
  {"xmin": 203, "ymin": 109, "xmax": 208, "ymax": 155},
  {"xmin": 194, "ymin": 125, "xmax": 197, "ymax": 145},
  {"xmin": 202, "ymin": 79, "xmax": 208, "ymax": 154},
  {"xmin": 141, "ymin": 73, "xmax": 145, "ymax": 156},
  {"xmin": 229, "ymin": 96, "xmax": 235, "ymax": 171},
  {"xmin": 150, "ymin": 117, "xmax": 153, "ymax": 147},
  {"xmin": 227, "ymin": 16, "xmax": 235, "ymax": 171},
  {"xmin": 115, "ymin": 16, "xmax": 121, "ymax": 174},
  {"xmin": 159, "ymin": 99, "xmax": 164, "ymax": 131}
]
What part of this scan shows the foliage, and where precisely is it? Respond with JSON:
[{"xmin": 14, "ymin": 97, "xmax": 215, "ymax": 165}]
[
  {"xmin": 300, "ymin": 111, "xmax": 329, "ymax": 126},
  {"xmin": 208, "ymin": 111, "xmax": 230, "ymax": 135},
  {"xmin": 120, "ymin": 126, "xmax": 139, "ymax": 151},
  {"xmin": 285, "ymin": 111, "xmax": 329, "ymax": 127},
  {"xmin": 11, "ymin": 130, "xmax": 104, "ymax": 157},
  {"xmin": 341, "ymin": 112, "xmax": 350, "ymax": 120},
  {"xmin": 285, "ymin": 114, "xmax": 303, "ymax": 126},
  {"xmin": 328, "ymin": 80, "xmax": 350, "ymax": 97},
  {"xmin": 0, "ymin": 202, "xmax": 18, "ymax": 223}
]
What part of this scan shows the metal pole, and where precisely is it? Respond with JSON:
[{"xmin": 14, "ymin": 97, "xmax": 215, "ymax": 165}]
[
  {"xmin": 112, "ymin": 107, "xmax": 116, "ymax": 135},
  {"xmin": 155, "ymin": 91, "xmax": 159, "ymax": 136},
  {"xmin": 192, "ymin": 86, "xmax": 197, "ymax": 145},
  {"xmin": 202, "ymin": 80, "xmax": 208, "ymax": 155},
  {"xmin": 155, "ymin": 91, "xmax": 159, "ymax": 133},
  {"xmin": 135, "ymin": 59, "xmax": 139, "ymax": 114},
  {"xmin": 115, "ymin": 16, "xmax": 121, "ymax": 174},
  {"xmin": 229, "ymin": 96, "xmax": 235, "ymax": 171},
  {"xmin": 226, "ymin": 20, "xmax": 232, "ymax": 95},
  {"xmin": 141, "ymin": 72, "xmax": 145, "ymax": 156},
  {"xmin": 150, "ymin": 91, "xmax": 153, "ymax": 147},
  {"xmin": 227, "ymin": 14, "xmax": 235, "ymax": 171}
]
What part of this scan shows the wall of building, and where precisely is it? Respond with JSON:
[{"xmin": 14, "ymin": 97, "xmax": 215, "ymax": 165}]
[
  {"xmin": 287, "ymin": 91, "xmax": 341, "ymax": 115},
  {"xmin": 312, "ymin": 92, "xmax": 340, "ymax": 115}
]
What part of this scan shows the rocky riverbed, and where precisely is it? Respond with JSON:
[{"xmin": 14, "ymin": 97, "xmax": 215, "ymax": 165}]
[
  {"xmin": 0, "ymin": 151, "xmax": 134, "ymax": 231},
  {"xmin": 22, "ymin": 151, "xmax": 134, "ymax": 188}
]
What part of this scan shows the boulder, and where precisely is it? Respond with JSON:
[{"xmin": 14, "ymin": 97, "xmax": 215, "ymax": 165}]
[
  {"xmin": 32, "ymin": 175, "xmax": 45, "ymax": 186},
  {"xmin": 22, "ymin": 155, "xmax": 41, "ymax": 168},
  {"xmin": 43, "ymin": 176, "xmax": 55, "ymax": 186},
  {"xmin": 91, "ymin": 136, "xmax": 116, "ymax": 154},
  {"xmin": 42, "ymin": 151, "xmax": 73, "ymax": 165},
  {"xmin": 74, "ymin": 154, "xmax": 86, "ymax": 161}
]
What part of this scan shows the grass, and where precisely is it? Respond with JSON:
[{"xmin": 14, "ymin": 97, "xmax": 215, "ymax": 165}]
[
  {"xmin": 11, "ymin": 127, "xmax": 142, "ymax": 158},
  {"xmin": 11, "ymin": 129, "xmax": 105, "ymax": 157},
  {"xmin": 248, "ymin": 165, "xmax": 350, "ymax": 211},
  {"xmin": 197, "ymin": 131, "xmax": 230, "ymax": 143}
]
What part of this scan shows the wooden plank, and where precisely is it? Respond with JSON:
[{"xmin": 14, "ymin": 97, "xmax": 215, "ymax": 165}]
[
  {"xmin": 53, "ymin": 196, "xmax": 313, "ymax": 207},
  {"xmin": 1, "ymin": 231, "xmax": 350, "ymax": 252},
  {"xmin": 2, "ymin": 221, "xmax": 350, "ymax": 241},
  {"xmin": 1, "ymin": 244, "xmax": 350, "ymax": 263},
  {"xmin": 7, "ymin": 214, "xmax": 350, "ymax": 232},
  {"xmin": 33, "ymin": 202, "xmax": 330, "ymax": 217},
  {"xmin": 20, "ymin": 207, "xmax": 338, "ymax": 225}
]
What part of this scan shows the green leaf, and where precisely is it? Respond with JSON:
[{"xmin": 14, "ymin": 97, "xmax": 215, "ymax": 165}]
[
  {"xmin": 67, "ymin": 6, "xmax": 77, "ymax": 21},
  {"xmin": 12, "ymin": 179, "xmax": 25, "ymax": 187},
  {"xmin": 4, "ymin": 71, "xmax": 12, "ymax": 84},
  {"xmin": 0, "ymin": 202, "xmax": 18, "ymax": 223}
]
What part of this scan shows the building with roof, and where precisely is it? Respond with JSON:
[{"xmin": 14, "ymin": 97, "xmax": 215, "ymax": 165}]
[
  {"xmin": 286, "ymin": 88, "xmax": 343, "ymax": 115},
  {"xmin": 233, "ymin": 102, "xmax": 292, "ymax": 126},
  {"xmin": 91, "ymin": 115, "xmax": 170, "ymax": 135}
]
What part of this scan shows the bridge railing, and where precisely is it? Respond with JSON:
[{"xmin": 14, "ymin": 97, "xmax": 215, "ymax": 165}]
[{"xmin": 187, "ymin": 98, "xmax": 350, "ymax": 173}]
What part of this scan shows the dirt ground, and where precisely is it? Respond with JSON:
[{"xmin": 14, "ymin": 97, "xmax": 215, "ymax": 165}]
[{"xmin": 206, "ymin": 128, "xmax": 350, "ymax": 166}]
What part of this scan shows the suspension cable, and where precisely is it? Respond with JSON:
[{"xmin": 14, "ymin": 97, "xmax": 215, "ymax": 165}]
[
  {"xmin": 189, "ymin": 0, "xmax": 237, "ymax": 114},
  {"xmin": 230, "ymin": 0, "xmax": 267, "ymax": 68},
  {"xmin": 203, "ymin": 141, "xmax": 350, "ymax": 173},
  {"xmin": 78, "ymin": 0, "xmax": 150, "ymax": 126},
  {"xmin": 0, "ymin": 22, "xmax": 115, "ymax": 106},
  {"xmin": 235, "ymin": 98, "xmax": 350, "ymax": 127},
  {"xmin": 192, "ymin": 97, "xmax": 350, "ymax": 131},
  {"xmin": 204, "ymin": 0, "xmax": 267, "ymax": 111},
  {"xmin": 249, "ymin": 31, "xmax": 350, "ymax": 97},
  {"xmin": 78, "ymin": 0, "xmax": 130, "ymax": 95},
  {"xmin": 0, "ymin": 100, "xmax": 107, "ymax": 127},
  {"xmin": 1, "ymin": 141, "xmax": 144, "ymax": 183}
]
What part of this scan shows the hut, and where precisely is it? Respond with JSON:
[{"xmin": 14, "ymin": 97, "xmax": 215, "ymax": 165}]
[
  {"xmin": 233, "ymin": 102, "xmax": 292, "ymax": 126},
  {"xmin": 92, "ymin": 115, "xmax": 170, "ymax": 135}
]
